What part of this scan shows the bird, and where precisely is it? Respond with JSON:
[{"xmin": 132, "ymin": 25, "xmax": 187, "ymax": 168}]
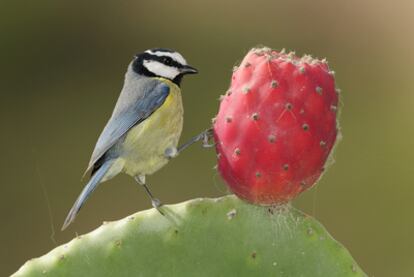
[{"xmin": 62, "ymin": 48, "xmax": 198, "ymax": 230}]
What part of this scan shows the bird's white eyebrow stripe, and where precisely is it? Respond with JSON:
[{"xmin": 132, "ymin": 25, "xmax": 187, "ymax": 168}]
[{"xmin": 145, "ymin": 50, "xmax": 187, "ymax": 65}]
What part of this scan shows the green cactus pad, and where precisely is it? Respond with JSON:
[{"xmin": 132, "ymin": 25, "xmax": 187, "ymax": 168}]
[{"xmin": 13, "ymin": 196, "xmax": 366, "ymax": 276}]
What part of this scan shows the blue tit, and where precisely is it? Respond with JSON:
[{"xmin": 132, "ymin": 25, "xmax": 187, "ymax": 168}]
[{"xmin": 62, "ymin": 48, "xmax": 198, "ymax": 230}]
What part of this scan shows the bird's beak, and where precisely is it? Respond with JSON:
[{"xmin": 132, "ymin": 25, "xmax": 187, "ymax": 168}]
[{"xmin": 180, "ymin": 65, "xmax": 198, "ymax": 75}]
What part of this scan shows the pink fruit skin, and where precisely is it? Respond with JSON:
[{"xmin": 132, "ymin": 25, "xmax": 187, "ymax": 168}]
[{"xmin": 213, "ymin": 47, "xmax": 339, "ymax": 205}]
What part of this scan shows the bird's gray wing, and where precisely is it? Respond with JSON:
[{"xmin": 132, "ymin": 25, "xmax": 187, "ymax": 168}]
[{"xmin": 85, "ymin": 81, "xmax": 170, "ymax": 174}]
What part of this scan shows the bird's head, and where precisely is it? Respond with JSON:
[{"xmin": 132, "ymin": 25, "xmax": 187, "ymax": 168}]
[{"xmin": 132, "ymin": 48, "xmax": 198, "ymax": 86}]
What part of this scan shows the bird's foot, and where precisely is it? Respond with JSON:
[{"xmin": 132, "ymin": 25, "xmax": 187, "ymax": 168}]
[
  {"xmin": 202, "ymin": 129, "xmax": 215, "ymax": 148},
  {"xmin": 151, "ymin": 198, "xmax": 164, "ymax": 215}
]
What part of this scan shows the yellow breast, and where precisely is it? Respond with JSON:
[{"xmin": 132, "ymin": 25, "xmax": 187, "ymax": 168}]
[{"xmin": 121, "ymin": 79, "xmax": 184, "ymax": 176}]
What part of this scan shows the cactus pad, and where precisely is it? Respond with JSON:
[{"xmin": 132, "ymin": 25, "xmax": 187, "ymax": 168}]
[{"xmin": 13, "ymin": 196, "xmax": 366, "ymax": 277}]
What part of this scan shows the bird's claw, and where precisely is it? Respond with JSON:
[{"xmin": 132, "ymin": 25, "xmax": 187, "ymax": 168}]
[{"xmin": 201, "ymin": 129, "xmax": 215, "ymax": 148}]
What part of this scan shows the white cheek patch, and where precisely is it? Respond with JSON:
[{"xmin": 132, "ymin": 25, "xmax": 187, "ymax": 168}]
[
  {"xmin": 143, "ymin": 60, "xmax": 180, "ymax": 80},
  {"xmin": 145, "ymin": 50, "xmax": 187, "ymax": 65}
]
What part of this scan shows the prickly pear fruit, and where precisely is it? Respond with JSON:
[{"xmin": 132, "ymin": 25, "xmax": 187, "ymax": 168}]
[{"xmin": 213, "ymin": 47, "xmax": 339, "ymax": 204}]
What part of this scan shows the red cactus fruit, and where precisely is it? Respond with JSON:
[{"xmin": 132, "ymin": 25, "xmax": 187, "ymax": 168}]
[{"xmin": 213, "ymin": 47, "xmax": 339, "ymax": 205}]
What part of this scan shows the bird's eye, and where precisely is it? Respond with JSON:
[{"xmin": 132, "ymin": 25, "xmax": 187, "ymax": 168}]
[{"xmin": 163, "ymin": 57, "xmax": 173, "ymax": 66}]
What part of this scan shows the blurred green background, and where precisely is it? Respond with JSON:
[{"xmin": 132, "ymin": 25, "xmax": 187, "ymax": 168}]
[{"xmin": 1, "ymin": 0, "xmax": 413, "ymax": 276}]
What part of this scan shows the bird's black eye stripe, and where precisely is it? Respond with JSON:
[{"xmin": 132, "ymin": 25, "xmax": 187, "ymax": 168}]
[
  {"xmin": 135, "ymin": 52, "xmax": 183, "ymax": 68},
  {"xmin": 160, "ymin": 56, "xmax": 181, "ymax": 68}
]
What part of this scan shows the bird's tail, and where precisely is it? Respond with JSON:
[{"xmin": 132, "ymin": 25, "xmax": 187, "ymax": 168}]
[{"xmin": 61, "ymin": 161, "xmax": 113, "ymax": 231}]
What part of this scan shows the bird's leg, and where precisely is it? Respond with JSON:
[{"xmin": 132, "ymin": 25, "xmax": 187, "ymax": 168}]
[
  {"xmin": 177, "ymin": 128, "xmax": 214, "ymax": 154},
  {"xmin": 134, "ymin": 175, "xmax": 164, "ymax": 215},
  {"xmin": 164, "ymin": 129, "xmax": 214, "ymax": 160}
]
